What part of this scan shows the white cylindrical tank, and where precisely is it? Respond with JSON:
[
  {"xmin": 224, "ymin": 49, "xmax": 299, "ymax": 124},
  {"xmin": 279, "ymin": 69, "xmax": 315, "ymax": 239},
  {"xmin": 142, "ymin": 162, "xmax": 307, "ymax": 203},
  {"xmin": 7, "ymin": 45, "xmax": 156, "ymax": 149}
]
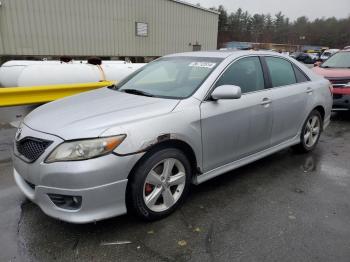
[
  {"xmin": 102, "ymin": 63, "xmax": 145, "ymax": 82},
  {"xmin": 0, "ymin": 60, "xmax": 146, "ymax": 87},
  {"xmin": 0, "ymin": 60, "xmax": 61, "ymax": 87},
  {"xmin": 17, "ymin": 64, "xmax": 101, "ymax": 86}
]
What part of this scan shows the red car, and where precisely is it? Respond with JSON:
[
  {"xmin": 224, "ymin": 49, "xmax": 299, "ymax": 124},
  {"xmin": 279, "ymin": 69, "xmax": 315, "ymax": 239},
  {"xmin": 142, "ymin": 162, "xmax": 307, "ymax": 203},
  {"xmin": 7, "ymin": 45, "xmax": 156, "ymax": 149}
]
[{"xmin": 313, "ymin": 49, "xmax": 350, "ymax": 110}]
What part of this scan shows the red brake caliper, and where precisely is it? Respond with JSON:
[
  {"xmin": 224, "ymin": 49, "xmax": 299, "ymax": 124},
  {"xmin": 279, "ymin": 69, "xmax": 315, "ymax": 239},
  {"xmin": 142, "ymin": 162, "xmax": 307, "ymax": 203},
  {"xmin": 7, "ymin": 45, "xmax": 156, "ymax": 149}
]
[{"xmin": 145, "ymin": 183, "xmax": 153, "ymax": 194}]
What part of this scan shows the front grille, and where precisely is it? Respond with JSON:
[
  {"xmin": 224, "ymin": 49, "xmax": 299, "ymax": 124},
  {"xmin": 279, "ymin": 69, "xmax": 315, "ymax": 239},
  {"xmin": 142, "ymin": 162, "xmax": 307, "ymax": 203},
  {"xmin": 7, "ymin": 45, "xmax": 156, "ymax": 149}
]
[
  {"xmin": 16, "ymin": 137, "xmax": 52, "ymax": 162},
  {"xmin": 333, "ymin": 94, "xmax": 343, "ymax": 99},
  {"xmin": 328, "ymin": 77, "xmax": 350, "ymax": 88}
]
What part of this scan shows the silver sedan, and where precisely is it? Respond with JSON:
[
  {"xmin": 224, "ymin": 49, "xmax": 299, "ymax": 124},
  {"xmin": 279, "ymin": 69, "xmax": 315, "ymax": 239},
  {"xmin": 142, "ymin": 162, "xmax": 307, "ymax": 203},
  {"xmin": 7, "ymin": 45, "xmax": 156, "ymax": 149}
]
[{"xmin": 13, "ymin": 51, "xmax": 332, "ymax": 223}]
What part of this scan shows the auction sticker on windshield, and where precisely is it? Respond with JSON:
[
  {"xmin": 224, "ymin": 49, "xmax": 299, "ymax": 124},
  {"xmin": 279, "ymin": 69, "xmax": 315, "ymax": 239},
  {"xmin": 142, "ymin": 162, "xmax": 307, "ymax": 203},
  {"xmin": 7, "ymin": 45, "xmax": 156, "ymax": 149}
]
[{"xmin": 188, "ymin": 62, "xmax": 216, "ymax": 68}]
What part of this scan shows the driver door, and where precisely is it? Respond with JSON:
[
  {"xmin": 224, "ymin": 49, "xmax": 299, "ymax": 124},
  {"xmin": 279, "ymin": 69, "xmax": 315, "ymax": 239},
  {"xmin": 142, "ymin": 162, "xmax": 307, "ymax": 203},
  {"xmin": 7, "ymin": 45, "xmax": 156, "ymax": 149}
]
[{"xmin": 200, "ymin": 56, "xmax": 273, "ymax": 172}]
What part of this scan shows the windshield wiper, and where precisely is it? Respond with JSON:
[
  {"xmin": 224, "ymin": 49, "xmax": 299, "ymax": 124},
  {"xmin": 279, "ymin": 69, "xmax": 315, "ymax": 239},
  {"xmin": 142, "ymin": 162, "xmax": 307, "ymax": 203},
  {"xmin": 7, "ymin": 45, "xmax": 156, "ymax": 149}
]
[{"xmin": 121, "ymin": 89, "xmax": 154, "ymax": 97}]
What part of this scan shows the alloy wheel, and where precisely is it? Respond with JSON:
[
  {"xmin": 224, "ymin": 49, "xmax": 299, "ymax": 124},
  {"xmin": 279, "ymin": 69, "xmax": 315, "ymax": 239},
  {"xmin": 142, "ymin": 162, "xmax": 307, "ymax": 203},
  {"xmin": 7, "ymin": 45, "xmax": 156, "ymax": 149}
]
[
  {"xmin": 143, "ymin": 158, "xmax": 186, "ymax": 212},
  {"xmin": 304, "ymin": 115, "xmax": 321, "ymax": 148}
]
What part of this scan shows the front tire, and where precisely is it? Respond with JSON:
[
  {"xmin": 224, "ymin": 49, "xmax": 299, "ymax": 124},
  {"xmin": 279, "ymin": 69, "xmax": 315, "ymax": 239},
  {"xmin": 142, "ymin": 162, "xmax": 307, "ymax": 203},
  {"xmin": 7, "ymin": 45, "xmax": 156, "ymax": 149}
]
[
  {"xmin": 293, "ymin": 110, "xmax": 322, "ymax": 153},
  {"xmin": 127, "ymin": 148, "xmax": 192, "ymax": 221}
]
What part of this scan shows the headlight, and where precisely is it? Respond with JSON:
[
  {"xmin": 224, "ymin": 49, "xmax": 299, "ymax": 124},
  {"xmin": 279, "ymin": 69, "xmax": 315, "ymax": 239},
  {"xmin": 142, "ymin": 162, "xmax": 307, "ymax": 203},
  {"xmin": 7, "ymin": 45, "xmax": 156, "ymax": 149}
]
[{"xmin": 45, "ymin": 135, "xmax": 126, "ymax": 163}]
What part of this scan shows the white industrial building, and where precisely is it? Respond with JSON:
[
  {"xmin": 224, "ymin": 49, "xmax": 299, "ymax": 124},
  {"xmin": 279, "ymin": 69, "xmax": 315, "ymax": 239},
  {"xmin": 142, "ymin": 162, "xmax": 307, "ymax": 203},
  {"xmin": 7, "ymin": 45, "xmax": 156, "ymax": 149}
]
[{"xmin": 0, "ymin": 0, "xmax": 219, "ymax": 62}]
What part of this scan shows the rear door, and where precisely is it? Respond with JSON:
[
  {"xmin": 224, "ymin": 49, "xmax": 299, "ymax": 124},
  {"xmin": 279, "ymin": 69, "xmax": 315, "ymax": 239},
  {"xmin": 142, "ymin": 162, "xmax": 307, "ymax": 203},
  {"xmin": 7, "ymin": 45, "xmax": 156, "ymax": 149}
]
[{"xmin": 262, "ymin": 56, "xmax": 311, "ymax": 146}]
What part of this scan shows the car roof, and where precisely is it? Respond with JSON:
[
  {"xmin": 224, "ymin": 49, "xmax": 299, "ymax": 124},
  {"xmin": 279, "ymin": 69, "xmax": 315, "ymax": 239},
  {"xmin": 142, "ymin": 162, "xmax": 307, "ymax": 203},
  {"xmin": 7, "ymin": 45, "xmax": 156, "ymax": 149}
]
[{"xmin": 164, "ymin": 50, "xmax": 284, "ymax": 59}]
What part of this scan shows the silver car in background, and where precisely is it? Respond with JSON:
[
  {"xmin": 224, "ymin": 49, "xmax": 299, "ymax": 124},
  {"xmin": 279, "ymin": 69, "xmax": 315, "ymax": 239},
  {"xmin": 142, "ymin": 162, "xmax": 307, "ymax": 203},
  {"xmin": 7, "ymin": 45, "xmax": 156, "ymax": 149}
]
[{"xmin": 13, "ymin": 51, "xmax": 332, "ymax": 223}]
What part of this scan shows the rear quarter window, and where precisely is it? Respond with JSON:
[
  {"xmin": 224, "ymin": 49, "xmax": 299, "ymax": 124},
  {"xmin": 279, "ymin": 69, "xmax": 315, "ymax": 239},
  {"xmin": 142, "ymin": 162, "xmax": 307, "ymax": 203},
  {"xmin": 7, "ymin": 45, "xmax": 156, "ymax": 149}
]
[{"xmin": 293, "ymin": 65, "xmax": 309, "ymax": 83}]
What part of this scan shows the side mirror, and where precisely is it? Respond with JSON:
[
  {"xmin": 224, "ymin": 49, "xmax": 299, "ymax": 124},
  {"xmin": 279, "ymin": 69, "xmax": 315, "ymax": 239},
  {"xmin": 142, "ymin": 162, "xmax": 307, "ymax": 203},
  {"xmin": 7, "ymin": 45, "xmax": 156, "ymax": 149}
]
[{"xmin": 211, "ymin": 85, "xmax": 242, "ymax": 100}]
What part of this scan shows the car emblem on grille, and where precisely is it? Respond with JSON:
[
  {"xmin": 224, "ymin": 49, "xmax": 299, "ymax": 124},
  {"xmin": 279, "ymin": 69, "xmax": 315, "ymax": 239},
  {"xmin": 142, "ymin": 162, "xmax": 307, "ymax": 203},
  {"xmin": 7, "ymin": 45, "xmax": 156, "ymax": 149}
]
[{"xmin": 16, "ymin": 127, "xmax": 22, "ymax": 141}]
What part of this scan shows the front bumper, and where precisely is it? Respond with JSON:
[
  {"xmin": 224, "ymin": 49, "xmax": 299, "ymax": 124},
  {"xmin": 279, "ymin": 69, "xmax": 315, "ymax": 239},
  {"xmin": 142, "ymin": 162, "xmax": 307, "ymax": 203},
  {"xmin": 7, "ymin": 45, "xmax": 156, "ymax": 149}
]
[
  {"xmin": 14, "ymin": 169, "xmax": 128, "ymax": 223},
  {"xmin": 333, "ymin": 94, "xmax": 350, "ymax": 110},
  {"xmin": 332, "ymin": 87, "xmax": 350, "ymax": 110},
  {"xmin": 12, "ymin": 123, "xmax": 143, "ymax": 223}
]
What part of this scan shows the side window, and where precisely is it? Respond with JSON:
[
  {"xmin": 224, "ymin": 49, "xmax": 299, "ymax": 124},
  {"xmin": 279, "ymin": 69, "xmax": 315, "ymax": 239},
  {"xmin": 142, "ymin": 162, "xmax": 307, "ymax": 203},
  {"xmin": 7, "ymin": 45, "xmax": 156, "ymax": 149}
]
[
  {"xmin": 215, "ymin": 57, "xmax": 265, "ymax": 93},
  {"xmin": 293, "ymin": 65, "xmax": 309, "ymax": 83},
  {"xmin": 265, "ymin": 57, "xmax": 297, "ymax": 87}
]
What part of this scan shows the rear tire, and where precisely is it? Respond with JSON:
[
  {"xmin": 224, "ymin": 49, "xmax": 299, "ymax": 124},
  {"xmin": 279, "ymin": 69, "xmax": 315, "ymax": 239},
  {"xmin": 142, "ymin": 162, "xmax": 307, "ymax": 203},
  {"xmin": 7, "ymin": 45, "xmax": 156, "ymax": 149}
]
[
  {"xmin": 293, "ymin": 110, "xmax": 322, "ymax": 153},
  {"xmin": 127, "ymin": 148, "xmax": 192, "ymax": 221}
]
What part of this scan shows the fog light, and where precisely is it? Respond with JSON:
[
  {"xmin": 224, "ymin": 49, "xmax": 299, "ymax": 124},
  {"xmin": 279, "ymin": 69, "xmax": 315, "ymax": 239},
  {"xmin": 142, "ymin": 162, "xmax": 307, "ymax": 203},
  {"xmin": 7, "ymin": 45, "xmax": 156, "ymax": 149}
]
[
  {"xmin": 72, "ymin": 196, "xmax": 80, "ymax": 204},
  {"xmin": 48, "ymin": 194, "xmax": 82, "ymax": 210}
]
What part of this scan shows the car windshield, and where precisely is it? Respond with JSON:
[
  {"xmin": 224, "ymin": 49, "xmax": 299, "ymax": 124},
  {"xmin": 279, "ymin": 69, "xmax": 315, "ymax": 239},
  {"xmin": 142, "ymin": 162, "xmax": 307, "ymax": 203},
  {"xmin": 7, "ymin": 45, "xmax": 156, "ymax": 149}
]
[
  {"xmin": 321, "ymin": 52, "xmax": 350, "ymax": 68},
  {"xmin": 115, "ymin": 56, "xmax": 223, "ymax": 99}
]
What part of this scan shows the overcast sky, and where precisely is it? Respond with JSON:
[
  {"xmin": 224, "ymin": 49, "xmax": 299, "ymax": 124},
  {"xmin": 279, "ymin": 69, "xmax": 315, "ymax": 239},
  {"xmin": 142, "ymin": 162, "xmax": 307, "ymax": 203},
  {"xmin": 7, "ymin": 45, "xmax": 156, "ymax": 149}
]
[{"xmin": 186, "ymin": 0, "xmax": 350, "ymax": 21}]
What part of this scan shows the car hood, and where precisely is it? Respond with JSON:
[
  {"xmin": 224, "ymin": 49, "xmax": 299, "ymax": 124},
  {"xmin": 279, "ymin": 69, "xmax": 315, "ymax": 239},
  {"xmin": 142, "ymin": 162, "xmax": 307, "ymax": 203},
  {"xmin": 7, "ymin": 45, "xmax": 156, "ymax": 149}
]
[
  {"xmin": 24, "ymin": 88, "xmax": 180, "ymax": 140},
  {"xmin": 312, "ymin": 66, "xmax": 350, "ymax": 78}
]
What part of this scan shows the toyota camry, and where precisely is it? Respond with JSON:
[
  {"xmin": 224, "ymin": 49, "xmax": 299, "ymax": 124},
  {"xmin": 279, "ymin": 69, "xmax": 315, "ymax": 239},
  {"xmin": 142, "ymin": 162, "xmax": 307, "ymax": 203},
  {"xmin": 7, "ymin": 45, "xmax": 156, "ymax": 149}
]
[{"xmin": 13, "ymin": 50, "xmax": 332, "ymax": 223}]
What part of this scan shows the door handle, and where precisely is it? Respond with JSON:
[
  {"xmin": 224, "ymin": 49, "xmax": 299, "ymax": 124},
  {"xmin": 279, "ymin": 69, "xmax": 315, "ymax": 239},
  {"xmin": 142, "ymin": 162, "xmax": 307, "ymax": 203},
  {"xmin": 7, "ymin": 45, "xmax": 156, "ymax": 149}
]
[
  {"xmin": 306, "ymin": 87, "xmax": 313, "ymax": 94},
  {"xmin": 260, "ymin": 98, "xmax": 272, "ymax": 106}
]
